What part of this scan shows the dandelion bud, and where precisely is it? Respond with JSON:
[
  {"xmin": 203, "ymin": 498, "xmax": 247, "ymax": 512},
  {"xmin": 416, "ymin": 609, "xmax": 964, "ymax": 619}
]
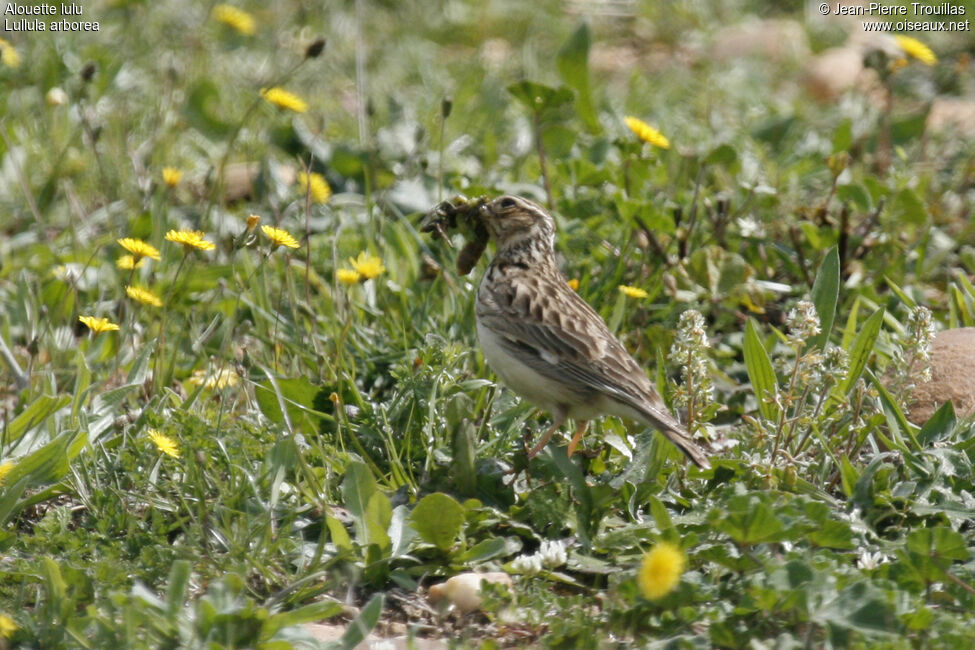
[
  {"xmin": 305, "ymin": 38, "xmax": 326, "ymax": 59},
  {"xmin": 46, "ymin": 87, "xmax": 68, "ymax": 106},
  {"xmin": 81, "ymin": 62, "xmax": 96, "ymax": 82},
  {"xmin": 827, "ymin": 152, "xmax": 850, "ymax": 176},
  {"xmin": 441, "ymin": 97, "xmax": 453, "ymax": 119}
]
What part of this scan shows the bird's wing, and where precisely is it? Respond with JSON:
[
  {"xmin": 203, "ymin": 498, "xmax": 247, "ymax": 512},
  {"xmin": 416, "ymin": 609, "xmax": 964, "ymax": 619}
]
[{"xmin": 477, "ymin": 272, "xmax": 675, "ymax": 424}]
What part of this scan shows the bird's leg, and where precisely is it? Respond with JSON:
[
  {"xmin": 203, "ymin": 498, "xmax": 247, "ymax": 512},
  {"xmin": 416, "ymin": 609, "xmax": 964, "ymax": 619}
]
[
  {"xmin": 567, "ymin": 421, "xmax": 589, "ymax": 457},
  {"xmin": 526, "ymin": 412, "xmax": 565, "ymax": 459}
]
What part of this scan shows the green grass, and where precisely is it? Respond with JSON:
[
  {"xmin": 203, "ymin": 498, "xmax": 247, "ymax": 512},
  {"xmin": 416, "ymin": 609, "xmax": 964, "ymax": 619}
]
[{"xmin": 2, "ymin": 0, "xmax": 975, "ymax": 647}]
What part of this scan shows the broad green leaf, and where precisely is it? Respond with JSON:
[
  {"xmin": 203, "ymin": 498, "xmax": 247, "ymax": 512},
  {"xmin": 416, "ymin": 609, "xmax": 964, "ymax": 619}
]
[
  {"xmin": 836, "ymin": 183, "xmax": 871, "ymax": 211},
  {"xmin": 365, "ymin": 492, "xmax": 392, "ymax": 553},
  {"xmin": 751, "ymin": 115, "xmax": 795, "ymax": 146},
  {"xmin": 184, "ymin": 80, "xmax": 233, "ymax": 138},
  {"xmin": 891, "ymin": 113, "xmax": 927, "ymax": 144},
  {"xmin": 342, "ymin": 462, "xmax": 390, "ymax": 550},
  {"xmin": 165, "ymin": 560, "xmax": 191, "ymax": 618},
  {"xmin": 262, "ymin": 599, "xmax": 344, "ymax": 640},
  {"xmin": 254, "ymin": 377, "xmax": 331, "ymax": 434},
  {"xmin": 890, "ymin": 187, "xmax": 927, "ymax": 225},
  {"xmin": 325, "ymin": 513, "xmax": 353, "ymax": 554},
  {"xmin": 816, "ymin": 582, "xmax": 897, "ymax": 635},
  {"xmin": 809, "ymin": 247, "xmax": 839, "ymax": 350},
  {"xmin": 647, "ymin": 496, "xmax": 674, "ymax": 536},
  {"xmin": 906, "ymin": 527, "xmax": 970, "ymax": 562},
  {"xmin": 840, "ymin": 297, "xmax": 861, "ymax": 349},
  {"xmin": 917, "ymin": 400, "xmax": 955, "ymax": 447},
  {"xmin": 711, "ymin": 496, "xmax": 785, "ymax": 545},
  {"xmin": 42, "ymin": 556, "xmax": 67, "ymax": 601},
  {"xmin": 388, "ymin": 505, "xmax": 417, "ymax": 558},
  {"xmin": 452, "ymin": 420, "xmax": 477, "ymax": 497},
  {"xmin": 838, "ymin": 455, "xmax": 858, "ymax": 498},
  {"xmin": 125, "ymin": 339, "xmax": 154, "ymax": 385},
  {"xmin": 704, "ymin": 143, "xmax": 738, "ymax": 166},
  {"xmin": 548, "ymin": 446, "xmax": 595, "ymax": 549},
  {"xmin": 832, "ymin": 118, "xmax": 853, "ymax": 152},
  {"xmin": 338, "ymin": 593, "xmax": 384, "ymax": 650},
  {"xmin": 871, "ymin": 372, "xmax": 920, "ymax": 453},
  {"xmin": 556, "ymin": 23, "xmax": 599, "ymax": 133},
  {"xmin": 410, "ymin": 492, "xmax": 465, "ymax": 552},
  {"xmin": 807, "ymin": 520, "xmax": 855, "ymax": 550},
  {"xmin": 457, "ymin": 537, "xmax": 507, "ymax": 563},
  {"xmin": 884, "ymin": 276, "xmax": 917, "ymax": 309},
  {"xmin": 0, "ymin": 475, "xmax": 32, "ymax": 527},
  {"xmin": 6, "ymin": 394, "xmax": 71, "ymax": 444},
  {"xmin": 5, "ymin": 429, "xmax": 84, "ymax": 488},
  {"xmin": 744, "ymin": 319, "xmax": 779, "ymax": 422},
  {"xmin": 839, "ymin": 308, "xmax": 884, "ymax": 394},
  {"xmin": 507, "ymin": 81, "xmax": 573, "ymax": 115}
]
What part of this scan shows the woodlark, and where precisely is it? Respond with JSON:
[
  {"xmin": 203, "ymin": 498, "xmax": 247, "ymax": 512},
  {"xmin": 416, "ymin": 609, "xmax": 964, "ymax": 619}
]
[{"xmin": 473, "ymin": 195, "xmax": 711, "ymax": 468}]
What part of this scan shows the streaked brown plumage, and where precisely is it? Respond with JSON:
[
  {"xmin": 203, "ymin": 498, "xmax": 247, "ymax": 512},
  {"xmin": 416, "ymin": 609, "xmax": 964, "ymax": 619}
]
[{"xmin": 474, "ymin": 195, "xmax": 711, "ymax": 468}]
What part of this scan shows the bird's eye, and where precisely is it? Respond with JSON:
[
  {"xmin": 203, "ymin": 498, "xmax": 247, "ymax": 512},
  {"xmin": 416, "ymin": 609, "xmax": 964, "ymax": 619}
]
[{"xmin": 499, "ymin": 197, "xmax": 517, "ymax": 209}]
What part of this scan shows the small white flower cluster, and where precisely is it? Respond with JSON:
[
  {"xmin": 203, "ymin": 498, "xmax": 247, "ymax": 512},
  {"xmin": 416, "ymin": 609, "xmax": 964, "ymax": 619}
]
[
  {"xmin": 905, "ymin": 306, "xmax": 935, "ymax": 383},
  {"xmin": 822, "ymin": 343, "xmax": 849, "ymax": 385},
  {"xmin": 889, "ymin": 305, "xmax": 936, "ymax": 399},
  {"xmin": 511, "ymin": 539, "xmax": 568, "ymax": 575},
  {"xmin": 669, "ymin": 309, "xmax": 714, "ymax": 415},
  {"xmin": 786, "ymin": 300, "xmax": 822, "ymax": 348},
  {"xmin": 782, "ymin": 300, "xmax": 828, "ymax": 386},
  {"xmin": 736, "ymin": 215, "xmax": 765, "ymax": 238}
]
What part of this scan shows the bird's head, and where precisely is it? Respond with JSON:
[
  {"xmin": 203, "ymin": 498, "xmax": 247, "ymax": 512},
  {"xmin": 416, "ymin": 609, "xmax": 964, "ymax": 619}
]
[{"xmin": 478, "ymin": 195, "xmax": 556, "ymax": 254}]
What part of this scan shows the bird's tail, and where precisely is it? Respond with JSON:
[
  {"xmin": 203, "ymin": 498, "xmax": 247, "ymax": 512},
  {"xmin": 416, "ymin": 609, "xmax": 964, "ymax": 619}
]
[
  {"xmin": 636, "ymin": 402, "xmax": 712, "ymax": 469},
  {"xmin": 659, "ymin": 426, "xmax": 712, "ymax": 469}
]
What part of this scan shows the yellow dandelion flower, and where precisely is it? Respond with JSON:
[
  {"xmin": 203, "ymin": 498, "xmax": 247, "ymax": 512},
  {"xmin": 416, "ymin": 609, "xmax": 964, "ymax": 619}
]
[
  {"xmin": 349, "ymin": 252, "xmax": 385, "ymax": 280},
  {"xmin": 125, "ymin": 285, "xmax": 162, "ymax": 307},
  {"xmin": 637, "ymin": 542, "xmax": 686, "ymax": 600},
  {"xmin": 0, "ymin": 614, "xmax": 17, "ymax": 639},
  {"xmin": 117, "ymin": 255, "xmax": 146, "ymax": 270},
  {"xmin": 261, "ymin": 225, "xmax": 301, "ymax": 249},
  {"xmin": 165, "ymin": 229, "xmax": 216, "ymax": 252},
  {"xmin": 188, "ymin": 367, "xmax": 239, "ymax": 390},
  {"xmin": 246, "ymin": 214, "xmax": 261, "ymax": 232},
  {"xmin": 161, "ymin": 167, "xmax": 183, "ymax": 187},
  {"xmin": 618, "ymin": 284, "xmax": 648, "ymax": 299},
  {"xmin": 148, "ymin": 429, "xmax": 180, "ymax": 459},
  {"xmin": 0, "ymin": 461, "xmax": 14, "ymax": 486},
  {"xmin": 895, "ymin": 35, "xmax": 937, "ymax": 66},
  {"xmin": 567, "ymin": 278, "xmax": 580, "ymax": 291},
  {"xmin": 624, "ymin": 116, "xmax": 670, "ymax": 149},
  {"xmin": 336, "ymin": 268, "xmax": 361, "ymax": 285},
  {"xmin": 297, "ymin": 171, "xmax": 332, "ymax": 203},
  {"xmin": 79, "ymin": 315, "xmax": 120, "ymax": 334},
  {"xmin": 260, "ymin": 87, "xmax": 308, "ymax": 113},
  {"xmin": 211, "ymin": 4, "xmax": 256, "ymax": 35},
  {"xmin": 117, "ymin": 237, "xmax": 161, "ymax": 262},
  {"xmin": 0, "ymin": 38, "xmax": 20, "ymax": 69}
]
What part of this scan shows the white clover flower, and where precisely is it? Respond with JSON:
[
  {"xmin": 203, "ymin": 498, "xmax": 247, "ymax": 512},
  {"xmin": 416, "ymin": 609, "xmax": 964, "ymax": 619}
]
[
  {"xmin": 511, "ymin": 552, "xmax": 543, "ymax": 575},
  {"xmin": 538, "ymin": 539, "xmax": 568, "ymax": 569}
]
